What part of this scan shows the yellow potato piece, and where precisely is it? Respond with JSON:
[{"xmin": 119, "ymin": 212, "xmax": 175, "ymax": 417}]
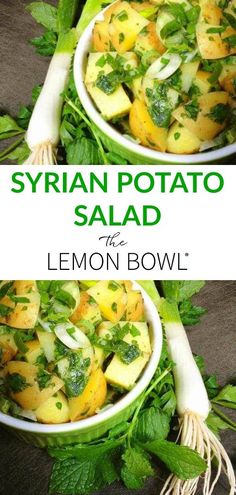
[
  {"xmin": 196, "ymin": 22, "xmax": 229, "ymax": 59},
  {"xmin": 222, "ymin": 26, "xmax": 236, "ymax": 55},
  {"xmin": 173, "ymin": 92, "xmax": 229, "ymax": 141},
  {"xmin": 0, "ymin": 292, "xmax": 40, "ymax": 329},
  {"xmin": 220, "ymin": 73, "xmax": 236, "ymax": 95},
  {"xmin": 135, "ymin": 21, "xmax": 166, "ymax": 55},
  {"xmin": 0, "ymin": 333, "xmax": 18, "ymax": 364},
  {"xmin": 36, "ymin": 331, "xmax": 56, "ymax": 363},
  {"xmin": 108, "ymin": 1, "xmax": 149, "ymax": 53},
  {"xmin": 25, "ymin": 339, "xmax": 44, "ymax": 365},
  {"xmin": 69, "ymin": 368, "xmax": 107, "ymax": 422},
  {"xmin": 35, "ymin": 391, "xmax": 70, "ymax": 424},
  {"xmin": 92, "ymin": 21, "xmax": 110, "ymax": 51},
  {"xmin": 194, "ymin": 70, "xmax": 212, "ymax": 95},
  {"xmin": 104, "ymin": 322, "xmax": 151, "ymax": 390},
  {"xmin": 129, "ymin": 99, "xmax": 168, "ymax": 152},
  {"xmin": 13, "ymin": 281, "xmax": 38, "ymax": 294},
  {"xmin": 167, "ymin": 122, "xmax": 201, "ymax": 154},
  {"xmin": 87, "ymin": 280, "xmax": 127, "ymax": 323},
  {"xmin": 126, "ymin": 291, "xmax": 145, "ymax": 321},
  {"xmin": 70, "ymin": 291, "xmax": 101, "ymax": 326},
  {"xmin": 200, "ymin": 3, "xmax": 222, "ymax": 24},
  {"xmin": 131, "ymin": 1, "xmax": 155, "ymax": 12},
  {"xmin": 6, "ymin": 361, "xmax": 64, "ymax": 410}
]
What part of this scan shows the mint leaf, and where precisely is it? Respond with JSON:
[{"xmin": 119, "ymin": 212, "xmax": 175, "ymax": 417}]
[
  {"xmin": 49, "ymin": 454, "xmax": 118, "ymax": 494},
  {"xmin": 0, "ymin": 304, "xmax": 13, "ymax": 317},
  {"xmin": 0, "ymin": 115, "xmax": 24, "ymax": 140},
  {"xmin": 212, "ymin": 385, "xmax": 236, "ymax": 409},
  {"xmin": 206, "ymin": 412, "xmax": 236, "ymax": 435},
  {"xmin": 6, "ymin": 142, "xmax": 30, "ymax": 164},
  {"xmin": 145, "ymin": 440, "xmax": 207, "ymax": 480},
  {"xmin": 134, "ymin": 406, "xmax": 170, "ymax": 443},
  {"xmin": 161, "ymin": 281, "xmax": 205, "ymax": 303},
  {"xmin": 121, "ymin": 447, "xmax": 154, "ymax": 489},
  {"xmin": 26, "ymin": 2, "xmax": 58, "ymax": 32},
  {"xmin": 179, "ymin": 299, "xmax": 206, "ymax": 325},
  {"xmin": 66, "ymin": 138, "xmax": 102, "ymax": 165},
  {"xmin": 49, "ymin": 439, "xmax": 121, "ymax": 460}
]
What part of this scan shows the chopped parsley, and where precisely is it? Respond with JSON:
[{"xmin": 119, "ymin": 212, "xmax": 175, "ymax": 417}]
[
  {"xmin": 208, "ymin": 103, "xmax": 229, "ymax": 124},
  {"xmin": 37, "ymin": 368, "xmax": 52, "ymax": 390},
  {"xmin": 174, "ymin": 132, "xmax": 181, "ymax": 140},
  {"xmin": 108, "ymin": 281, "xmax": 121, "ymax": 292},
  {"xmin": 56, "ymin": 401, "xmax": 62, "ymax": 410},
  {"xmin": 116, "ymin": 10, "xmax": 128, "ymax": 21},
  {"xmin": 184, "ymin": 99, "xmax": 200, "ymax": 120},
  {"xmin": 7, "ymin": 373, "xmax": 30, "ymax": 393},
  {"xmin": 147, "ymin": 84, "xmax": 172, "ymax": 128},
  {"xmin": 111, "ymin": 302, "xmax": 118, "ymax": 313}
]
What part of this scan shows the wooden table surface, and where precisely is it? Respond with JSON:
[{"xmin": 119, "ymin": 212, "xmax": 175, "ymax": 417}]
[{"xmin": 0, "ymin": 281, "xmax": 236, "ymax": 495}]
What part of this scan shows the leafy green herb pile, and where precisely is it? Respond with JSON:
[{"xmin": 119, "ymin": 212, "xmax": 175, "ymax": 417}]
[
  {"xmin": 0, "ymin": 0, "xmax": 128, "ymax": 165},
  {"xmin": 47, "ymin": 281, "xmax": 236, "ymax": 495}
]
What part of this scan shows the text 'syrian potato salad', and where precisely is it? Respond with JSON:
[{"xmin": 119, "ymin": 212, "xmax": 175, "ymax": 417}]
[
  {"xmin": 86, "ymin": 0, "xmax": 236, "ymax": 154},
  {"xmin": 0, "ymin": 280, "xmax": 152, "ymax": 423}
]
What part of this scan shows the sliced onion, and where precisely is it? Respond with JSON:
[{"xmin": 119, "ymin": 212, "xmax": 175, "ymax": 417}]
[
  {"xmin": 146, "ymin": 54, "xmax": 182, "ymax": 81},
  {"xmin": 54, "ymin": 322, "xmax": 91, "ymax": 350},
  {"xmin": 38, "ymin": 317, "xmax": 53, "ymax": 333},
  {"xmin": 19, "ymin": 410, "xmax": 37, "ymax": 422},
  {"xmin": 184, "ymin": 48, "xmax": 198, "ymax": 63},
  {"xmin": 199, "ymin": 140, "xmax": 216, "ymax": 152}
]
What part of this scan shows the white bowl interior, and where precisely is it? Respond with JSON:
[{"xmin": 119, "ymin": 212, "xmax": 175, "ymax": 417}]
[
  {"xmin": 0, "ymin": 282, "xmax": 162, "ymax": 434},
  {"xmin": 73, "ymin": 7, "xmax": 236, "ymax": 164}
]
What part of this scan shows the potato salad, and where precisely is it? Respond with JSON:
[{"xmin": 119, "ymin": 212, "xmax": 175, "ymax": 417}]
[
  {"xmin": 85, "ymin": 0, "xmax": 236, "ymax": 154},
  {"xmin": 0, "ymin": 280, "xmax": 152, "ymax": 424}
]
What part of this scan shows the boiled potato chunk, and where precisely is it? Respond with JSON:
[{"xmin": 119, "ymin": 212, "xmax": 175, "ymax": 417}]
[
  {"xmin": 104, "ymin": 2, "xmax": 120, "ymax": 22},
  {"xmin": 108, "ymin": 1, "xmax": 149, "ymax": 53},
  {"xmin": 222, "ymin": 26, "xmax": 236, "ymax": 55},
  {"xmin": 35, "ymin": 391, "xmax": 70, "ymax": 424},
  {"xmin": 0, "ymin": 333, "xmax": 18, "ymax": 364},
  {"xmin": 167, "ymin": 122, "xmax": 201, "ymax": 154},
  {"xmin": 13, "ymin": 281, "xmax": 38, "ymax": 294},
  {"xmin": 220, "ymin": 72, "xmax": 236, "ymax": 95},
  {"xmin": 135, "ymin": 21, "xmax": 166, "ymax": 55},
  {"xmin": 86, "ymin": 82, "xmax": 131, "ymax": 120},
  {"xmin": 131, "ymin": 1, "xmax": 155, "ymax": 12},
  {"xmin": 0, "ymin": 292, "xmax": 40, "ymax": 329},
  {"xmin": 87, "ymin": 281, "xmax": 127, "ymax": 323},
  {"xmin": 194, "ymin": 70, "xmax": 212, "ymax": 95},
  {"xmin": 104, "ymin": 322, "xmax": 151, "ymax": 390},
  {"xmin": 200, "ymin": 3, "xmax": 222, "ymax": 24},
  {"xmin": 129, "ymin": 99, "xmax": 168, "ymax": 152},
  {"xmin": 196, "ymin": 22, "xmax": 229, "ymax": 59},
  {"xmin": 37, "ymin": 330, "xmax": 56, "ymax": 362},
  {"xmin": 181, "ymin": 61, "xmax": 200, "ymax": 93},
  {"xmin": 69, "ymin": 368, "xmax": 107, "ymax": 421},
  {"xmin": 126, "ymin": 291, "xmax": 145, "ymax": 321},
  {"xmin": 92, "ymin": 21, "xmax": 110, "ymax": 51},
  {"xmin": 173, "ymin": 92, "xmax": 229, "ymax": 141},
  {"xmin": 25, "ymin": 339, "xmax": 44, "ymax": 365},
  {"xmin": 6, "ymin": 361, "xmax": 64, "ymax": 410},
  {"xmin": 93, "ymin": 346, "xmax": 105, "ymax": 370},
  {"xmin": 70, "ymin": 292, "xmax": 101, "ymax": 326}
]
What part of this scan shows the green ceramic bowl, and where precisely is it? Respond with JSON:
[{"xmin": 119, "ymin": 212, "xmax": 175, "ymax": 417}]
[
  {"xmin": 0, "ymin": 283, "xmax": 162, "ymax": 448},
  {"xmin": 73, "ymin": 5, "xmax": 236, "ymax": 165}
]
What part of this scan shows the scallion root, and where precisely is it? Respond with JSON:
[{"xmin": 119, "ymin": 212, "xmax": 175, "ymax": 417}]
[
  {"xmin": 160, "ymin": 411, "xmax": 235, "ymax": 495},
  {"xmin": 24, "ymin": 142, "xmax": 57, "ymax": 165}
]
